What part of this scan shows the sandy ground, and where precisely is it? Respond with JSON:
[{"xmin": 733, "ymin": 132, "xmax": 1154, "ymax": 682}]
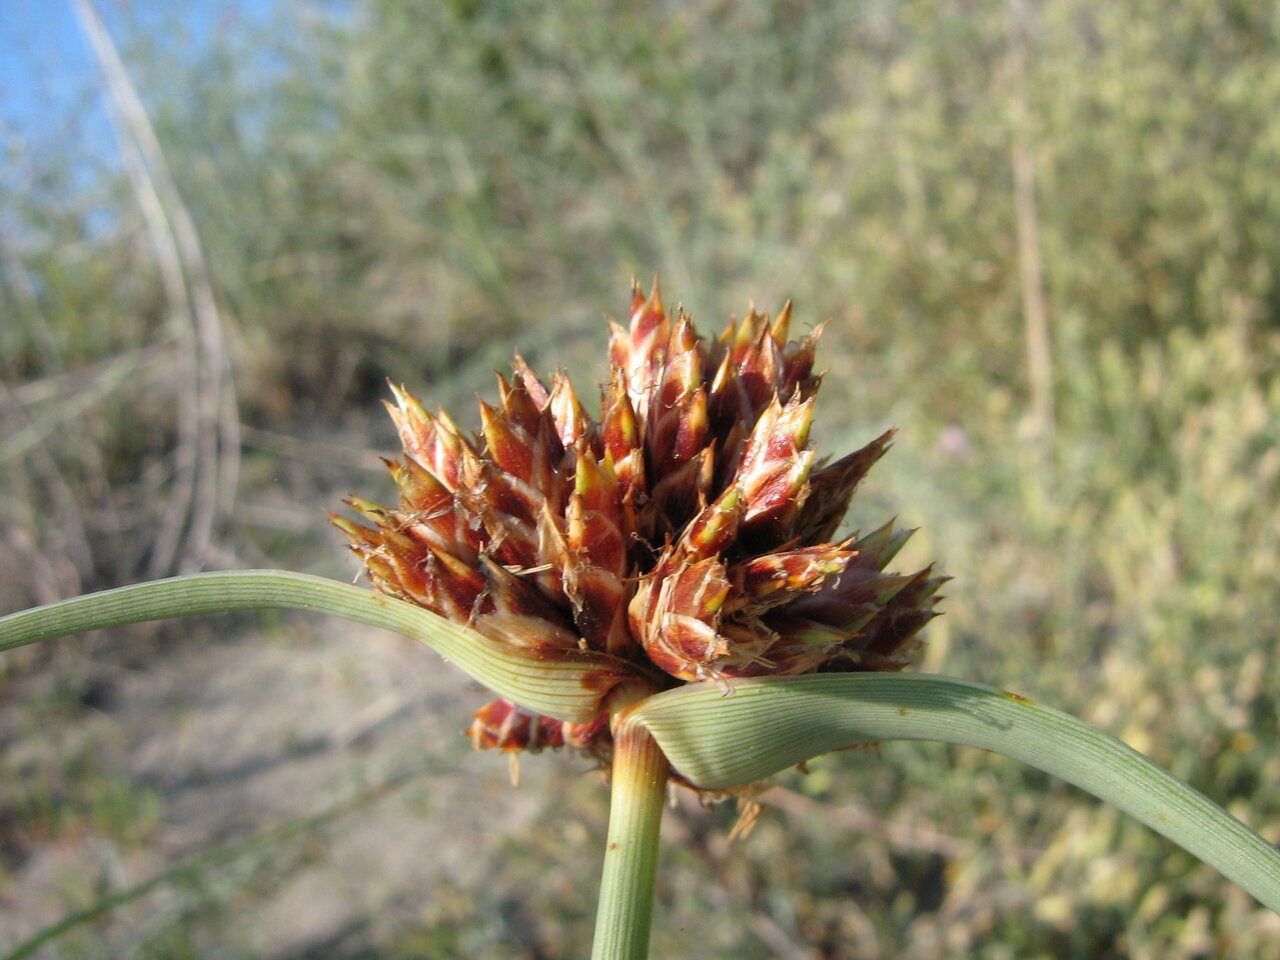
[{"xmin": 0, "ymin": 612, "xmax": 599, "ymax": 958}]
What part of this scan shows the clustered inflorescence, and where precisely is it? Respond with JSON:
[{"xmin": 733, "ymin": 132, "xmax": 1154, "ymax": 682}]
[{"xmin": 334, "ymin": 282, "xmax": 942, "ymax": 767}]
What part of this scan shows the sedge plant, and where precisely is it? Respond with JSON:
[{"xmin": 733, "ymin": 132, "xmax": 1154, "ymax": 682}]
[{"xmin": 2, "ymin": 283, "xmax": 1278, "ymax": 958}]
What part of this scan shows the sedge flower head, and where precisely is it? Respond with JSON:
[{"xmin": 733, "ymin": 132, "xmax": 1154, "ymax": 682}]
[{"xmin": 335, "ymin": 281, "xmax": 943, "ymax": 768}]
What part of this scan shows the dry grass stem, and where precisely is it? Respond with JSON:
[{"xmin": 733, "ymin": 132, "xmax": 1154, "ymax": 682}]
[{"xmin": 74, "ymin": 0, "xmax": 239, "ymax": 577}]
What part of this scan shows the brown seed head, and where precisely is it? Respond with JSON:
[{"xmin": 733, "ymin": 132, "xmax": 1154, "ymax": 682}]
[{"xmin": 336, "ymin": 282, "xmax": 942, "ymax": 763}]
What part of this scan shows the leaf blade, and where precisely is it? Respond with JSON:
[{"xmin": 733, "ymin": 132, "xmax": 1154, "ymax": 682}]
[
  {"xmin": 628, "ymin": 673, "xmax": 1280, "ymax": 913},
  {"xmin": 0, "ymin": 570, "xmax": 634, "ymax": 722}
]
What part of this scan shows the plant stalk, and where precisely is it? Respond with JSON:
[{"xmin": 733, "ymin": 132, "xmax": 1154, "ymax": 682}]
[{"xmin": 591, "ymin": 715, "xmax": 669, "ymax": 960}]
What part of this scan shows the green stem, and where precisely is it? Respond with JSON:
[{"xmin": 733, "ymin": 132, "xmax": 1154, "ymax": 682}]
[{"xmin": 591, "ymin": 716, "xmax": 669, "ymax": 960}]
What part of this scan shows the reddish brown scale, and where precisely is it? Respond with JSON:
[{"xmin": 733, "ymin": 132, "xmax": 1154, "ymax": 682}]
[
  {"xmin": 548, "ymin": 371, "xmax": 592, "ymax": 450},
  {"xmin": 471, "ymin": 557, "xmax": 580, "ymax": 650},
  {"xmin": 709, "ymin": 418, "xmax": 747, "ymax": 497},
  {"xmin": 662, "ymin": 557, "xmax": 732, "ymax": 621},
  {"xmin": 737, "ymin": 398, "xmax": 810, "ymax": 482},
  {"xmin": 511, "ymin": 354, "xmax": 551, "ymax": 408},
  {"xmin": 612, "ymin": 280, "xmax": 670, "ymax": 419},
  {"xmin": 423, "ymin": 546, "xmax": 488, "ymax": 621},
  {"xmin": 522, "ymin": 392, "xmax": 571, "ymax": 496},
  {"xmin": 736, "ymin": 398, "xmax": 815, "ymax": 538},
  {"xmin": 564, "ymin": 567, "xmax": 631, "ymax": 654},
  {"xmin": 494, "ymin": 373, "xmax": 542, "ymax": 436},
  {"xmin": 705, "ymin": 349, "xmax": 748, "ymax": 439},
  {"xmin": 718, "ymin": 309, "xmax": 763, "ymax": 369},
  {"xmin": 725, "ymin": 641, "xmax": 833, "ymax": 678},
  {"xmin": 469, "ymin": 395, "xmax": 565, "ymax": 568},
  {"xmin": 780, "ymin": 325, "xmax": 823, "ymax": 401},
  {"xmin": 569, "ymin": 514, "xmax": 626, "ymax": 575},
  {"xmin": 386, "ymin": 460, "xmax": 482, "ymax": 566},
  {"xmin": 727, "ymin": 544, "xmax": 855, "ymax": 614},
  {"xmin": 781, "ymin": 568, "xmax": 911, "ymax": 628},
  {"xmin": 642, "ymin": 449, "xmax": 712, "ymax": 544},
  {"xmin": 474, "ymin": 502, "xmax": 544, "ymax": 575},
  {"xmin": 743, "ymin": 464, "xmax": 811, "ymax": 535},
  {"xmin": 600, "ymin": 374, "xmax": 644, "ymax": 500},
  {"xmin": 631, "ymin": 555, "xmax": 734, "ymax": 681},
  {"xmin": 769, "ymin": 300, "xmax": 793, "ymax": 342},
  {"xmin": 564, "ymin": 453, "xmax": 633, "ymax": 654},
  {"xmin": 468, "ymin": 701, "xmax": 612, "ymax": 766},
  {"xmin": 568, "ymin": 454, "xmax": 627, "ymax": 573},
  {"xmin": 674, "ymin": 486, "xmax": 743, "ymax": 564},
  {"xmin": 856, "ymin": 567, "xmax": 947, "ymax": 659},
  {"xmin": 647, "ymin": 320, "xmax": 708, "ymax": 474},
  {"xmin": 600, "ymin": 375, "xmax": 639, "ymax": 458},
  {"xmin": 388, "ymin": 457, "xmax": 441, "ymax": 513},
  {"xmin": 734, "ymin": 320, "xmax": 788, "ymax": 422},
  {"xmin": 792, "ymin": 430, "xmax": 895, "ymax": 545},
  {"xmin": 359, "ymin": 539, "xmax": 432, "ymax": 614},
  {"xmin": 468, "ymin": 699, "xmax": 566, "ymax": 753},
  {"xmin": 561, "ymin": 713, "xmax": 612, "ymax": 753},
  {"xmin": 404, "ymin": 516, "xmax": 481, "ymax": 564},
  {"xmin": 386, "ymin": 387, "xmax": 468, "ymax": 492},
  {"xmin": 479, "ymin": 400, "xmax": 529, "ymax": 476},
  {"xmin": 671, "ymin": 388, "xmax": 710, "ymax": 468}
]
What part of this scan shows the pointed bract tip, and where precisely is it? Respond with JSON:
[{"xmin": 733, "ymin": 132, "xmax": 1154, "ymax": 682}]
[{"xmin": 771, "ymin": 300, "xmax": 793, "ymax": 343}]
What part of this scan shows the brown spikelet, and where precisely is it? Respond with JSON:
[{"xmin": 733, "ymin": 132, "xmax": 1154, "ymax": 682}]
[{"xmin": 335, "ymin": 281, "xmax": 943, "ymax": 770}]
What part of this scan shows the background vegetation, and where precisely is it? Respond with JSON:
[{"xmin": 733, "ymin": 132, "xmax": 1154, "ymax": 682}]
[{"xmin": 2, "ymin": 0, "xmax": 1278, "ymax": 957}]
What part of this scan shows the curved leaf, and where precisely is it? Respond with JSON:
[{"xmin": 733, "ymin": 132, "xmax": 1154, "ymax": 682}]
[
  {"xmin": 627, "ymin": 673, "xmax": 1280, "ymax": 913},
  {"xmin": 0, "ymin": 570, "xmax": 638, "ymax": 722}
]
